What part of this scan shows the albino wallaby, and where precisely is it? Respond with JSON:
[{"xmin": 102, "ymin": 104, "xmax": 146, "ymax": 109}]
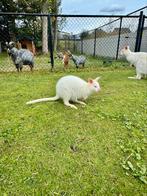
[
  {"xmin": 26, "ymin": 75, "xmax": 101, "ymax": 109},
  {"xmin": 120, "ymin": 46, "xmax": 147, "ymax": 79}
]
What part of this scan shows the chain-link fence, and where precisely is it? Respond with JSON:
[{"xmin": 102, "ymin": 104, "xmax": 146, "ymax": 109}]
[
  {"xmin": 0, "ymin": 13, "xmax": 54, "ymax": 72},
  {"xmin": 0, "ymin": 6, "xmax": 147, "ymax": 72},
  {"xmin": 56, "ymin": 6, "xmax": 147, "ymax": 59}
]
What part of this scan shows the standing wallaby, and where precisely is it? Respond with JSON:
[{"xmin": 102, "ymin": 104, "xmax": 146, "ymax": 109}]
[
  {"xmin": 63, "ymin": 52, "xmax": 70, "ymax": 68},
  {"xmin": 6, "ymin": 41, "xmax": 34, "ymax": 72},
  {"xmin": 71, "ymin": 54, "xmax": 86, "ymax": 68},
  {"xmin": 26, "ymin": 75, "xmax": 101, "ymax": 109},
  {"xmin": 120, "ymin": 46, "xmax": 147, "ymax": 79}
]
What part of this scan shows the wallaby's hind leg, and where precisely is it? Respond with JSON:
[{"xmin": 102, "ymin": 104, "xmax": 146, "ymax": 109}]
[
  {"xmin": 29, "ymin": 63, "xmax": 34, "ymax": 71},
  {"xmin": 128, "ymin": 73, "xmax": 142, "ymax": 80},
  {"xmin": 63, "ymin": 100, "xmax": 77, "ymax": 109},
  {"xmin": 136, "ymin": 74, "xmax": 142, "ymax": 79},
  {"xmin": 20, "ymin": 67, "xmax": 23, "ymax": 72},
  {"xmin": 30, "ymin": 65, "xmax": 33, "ymax": 71}
]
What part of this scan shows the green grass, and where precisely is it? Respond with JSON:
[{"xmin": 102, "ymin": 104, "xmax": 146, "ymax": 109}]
[
  {"xmin": 0, "ymin": 51, "xmax": 128, "ymax": 72},
  {"xmin": 0, "ymin": 52, "xmax": 51, "ymax": 72},
  {"xmin": 0, "ymin": 63, "xmax": 147, "ymax": 195}
]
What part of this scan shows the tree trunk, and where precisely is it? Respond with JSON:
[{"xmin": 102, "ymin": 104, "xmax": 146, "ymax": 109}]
[{"xmin": 42, "ymin": 1, "xmax": 48, "ymax": 54}]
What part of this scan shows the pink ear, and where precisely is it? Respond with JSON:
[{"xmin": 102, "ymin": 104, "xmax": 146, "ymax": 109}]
[{"xmin": 88, "ymin": 79, "xmax": 93, "ymax": 84}]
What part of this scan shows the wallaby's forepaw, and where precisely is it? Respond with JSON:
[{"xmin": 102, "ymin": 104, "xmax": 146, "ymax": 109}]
[
  {"xmin": 75, "ymin": 100, "xmax": 86, "ymax": 105},
  {"xmin": 128, "ymin": 76, "xmax": 136, "ymax": 79},
  {"xmin": 64, "ymin": 102, "xmax": 78, "ymax": 109},
  {"xmin": 71, "ymin": 105, "xmax": 78, "ymax": 109}
]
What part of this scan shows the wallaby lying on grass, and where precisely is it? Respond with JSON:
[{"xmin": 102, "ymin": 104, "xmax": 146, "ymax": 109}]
[
  {"xmin": 120, "ymin": 46, "xmax": 147, "ymax": 79},
  {"xmin": 26, "ymin": 75, "xmax": 101, "ymax": 109}
]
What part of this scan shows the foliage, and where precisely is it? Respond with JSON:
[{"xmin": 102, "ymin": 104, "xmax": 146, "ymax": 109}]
[
  {"xmin": 0, "ymin": 0, "xmax": 62, "ymax": 47},
  {"xmin": 118, "ymin": 131, "xmax": 147, "ymax": 184},
  {"xmin": 80, "ymin": 30, "xmax": 89, "ymax": 39}
]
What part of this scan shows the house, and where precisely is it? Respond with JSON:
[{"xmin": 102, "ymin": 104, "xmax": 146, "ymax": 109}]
[
  {"xmin": 16, "ymin": 35, "xmax": 36, "ymax": 55},
  {"xmin": 112, "ymin": 27, "xmax": 131, "ymax": 34},
  {"xmin": 58, "ymin": 31, "xmax": 71, "ymax": 39},
  {"xmin": 81, "ymin": 29, "xmax": 108, "ymax": 39}
]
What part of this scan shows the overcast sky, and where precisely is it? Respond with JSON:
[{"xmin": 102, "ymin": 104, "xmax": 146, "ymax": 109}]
[
  {"xmin": 61, "ymin": 0, "xmax": 147, "ymax": 15},
  {"xmin": 60, "ymin": 0, "xmax": 147, "ymax": 34}
]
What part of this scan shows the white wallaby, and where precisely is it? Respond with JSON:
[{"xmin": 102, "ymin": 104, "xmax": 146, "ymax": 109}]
[
  {"xmin": 120, "ymin": 46, "xmax": 147, "ymax": 79},
  {"xmin": 26, "ymin": 75, "xmax": 101, "ymax": 109}
]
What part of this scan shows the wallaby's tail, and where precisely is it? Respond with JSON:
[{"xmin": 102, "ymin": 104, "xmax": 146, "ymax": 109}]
[{"xmin": 26, "ymin": 95, "xmax": 59, "ymax": 105}]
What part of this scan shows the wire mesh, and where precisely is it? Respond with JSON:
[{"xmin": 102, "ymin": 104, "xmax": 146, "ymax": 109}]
[
  {"xmin": 141, "ymin": 17, "xmax": 147, "ymax": 52},
  {"xmin": 0, "ymin": 14, "xmax": 50, "ymax": 72},
  {"xmin": 0, "ymin": 6, "xmax": 147, "ymax": 72},
  {"xmin": 56, "ymin": 15, "xmax": 146, "ymax": 59}
]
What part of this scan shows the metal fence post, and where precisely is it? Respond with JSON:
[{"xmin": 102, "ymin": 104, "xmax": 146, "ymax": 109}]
[
  {"xmin": 81, "ymin": 38, "xmax": 83, "ymax": 54},
  {"xmin": 73, "ymin": 35, "xmax": 76, "ymax": 52},
  {"xmin": 68, "ymin": 36, "xmax": 70, "ymax": 50},
  {"xmin": 48, "ymin": 14, "xmax": 54, "ymax": 70},
  {"xmin": 116, "ymin": 17, "xmax": 122, "ymax": 60},
  {"xmin": 65, "ymin": 39, "xmax": 67, "ymax": 50},
  {"xmin": 93, "ymin": 28, "xmax": 97, "ymax": 57},
  {"xmin": 135, "ymin": 11, "xmax": 144, "ymax": 52},
  {"xmin": 137, "ymin": 13, "xmax": 145, "ymax": 52}
]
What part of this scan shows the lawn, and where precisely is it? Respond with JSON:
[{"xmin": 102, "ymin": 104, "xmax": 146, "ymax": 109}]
[{"xmin": 0, "ymin": 62, "xmax": 147, "ymax": 195}]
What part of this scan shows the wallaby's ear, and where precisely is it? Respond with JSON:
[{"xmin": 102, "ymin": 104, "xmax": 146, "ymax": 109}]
[
  {"xmin": 9, "ymin": 41, "xmax": 15, "ymax": 47},
  {"xmin": 5, "ymin": 42, "xmax": 9, "ymax": 47},
  {"xmin": 88, "ymin": 78, "xmax": 93, "ymax": 84},
  {"xmin": 125, "ymin": 45, "xmax": 129, "ymax": 50},
  {"xmin": 95, "ymin": 77, "xmax": 101, "ymax": 81}
]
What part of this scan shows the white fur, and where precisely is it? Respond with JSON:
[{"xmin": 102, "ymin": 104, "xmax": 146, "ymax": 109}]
[
  {"xmin": 26, "ymin": 75, "xmax": 101, "ymax": 109},
  {"xmin": 120, "ymin": 46, "xmax": 147, "ymax": 79}
]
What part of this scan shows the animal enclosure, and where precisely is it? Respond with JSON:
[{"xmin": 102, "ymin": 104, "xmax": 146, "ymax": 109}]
[
  {"xmin": 0, "ymin": 6, "xmax": 147, "ymax": 195},
  {"xmin": 0, "ymin": 6, "xmax": 147, "ymax": 72},
  {"xmin": 0, "ymin": 67, "xmax": 147, "ymax": 194}
]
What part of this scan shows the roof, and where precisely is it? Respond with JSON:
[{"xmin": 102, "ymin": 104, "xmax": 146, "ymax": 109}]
[
  {"xmin": 113, "ymin": 28, "xmax": 131, "ymax": 33},
  {"xmin": 16, "ymin": 35, "xmax": 34, "ymax": 41}
]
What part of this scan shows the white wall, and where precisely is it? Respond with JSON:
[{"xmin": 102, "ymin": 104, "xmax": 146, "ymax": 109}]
[
  {"xmin": 140, "ymin": 30, "xmax": 147, "ymax": 52},
  {"xmin": 75, "ymin": 30, "xmax": 147, "ymax": 58}
]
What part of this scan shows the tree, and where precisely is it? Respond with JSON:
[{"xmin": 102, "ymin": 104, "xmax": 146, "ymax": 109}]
[
  {"xmin": 1, "ymin": 0, "xmax": 62, "ymax": 53},
  {"xmin": 39, "ymin": 0, "xmax": 62, "ymax": 53},
  {"xmin": 80, "ymin": 30, "xmax": 89, "ymax": 39},
  {"xmin": 51, "ymin": 0, "xmax": 61, "ymax": 52},
  {"xmin": 41, "ymin": 0, "xmax": 49, "ymax": 54}
]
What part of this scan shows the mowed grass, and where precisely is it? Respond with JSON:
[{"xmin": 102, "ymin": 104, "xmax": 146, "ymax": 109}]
[
  {"xmin": 0, "ymin": 65, "xmax": 147, "ymax": 195},
  {"xmin": 0, "ymin": 51, "xmax": 128, "ymax": 72},
  {"xmin": 0, "ymin": 52, "xmax": 51, "ymax": 72}
]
